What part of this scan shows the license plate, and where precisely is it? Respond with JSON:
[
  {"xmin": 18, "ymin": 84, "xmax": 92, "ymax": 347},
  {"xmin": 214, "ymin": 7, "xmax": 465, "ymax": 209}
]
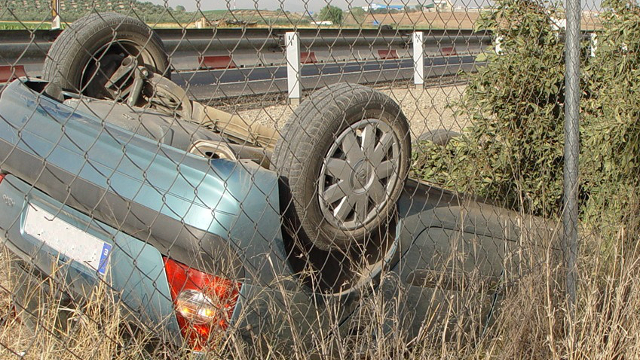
[{"xmin": 24, "ymin": 204, "xmax": 112, "ymax": 275}]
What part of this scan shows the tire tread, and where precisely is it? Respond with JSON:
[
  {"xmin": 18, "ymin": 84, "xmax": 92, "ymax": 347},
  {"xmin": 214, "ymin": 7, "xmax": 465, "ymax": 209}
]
[{"xmin": 274, "ymin": 83, "xmax": 410, "ymax": 250}]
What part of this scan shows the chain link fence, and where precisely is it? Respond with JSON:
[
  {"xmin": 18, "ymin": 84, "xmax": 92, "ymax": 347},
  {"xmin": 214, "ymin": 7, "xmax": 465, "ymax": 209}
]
[{"xmin": 2, "ymin": 0, "xmax": 640, "ymax": 359}]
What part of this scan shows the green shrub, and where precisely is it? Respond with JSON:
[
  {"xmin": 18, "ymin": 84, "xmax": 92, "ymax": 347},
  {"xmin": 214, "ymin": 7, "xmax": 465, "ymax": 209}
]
[
  {"xmin": 580, "ymin": 0, "xmax": 640, "ymax": 233},
  {"xmin": 412, "ymin": 0, "xmax": 640, "ymax": 236},
  {"xmin": 413, "ymin": 0, "xmax": 567, "ymax": 217}
]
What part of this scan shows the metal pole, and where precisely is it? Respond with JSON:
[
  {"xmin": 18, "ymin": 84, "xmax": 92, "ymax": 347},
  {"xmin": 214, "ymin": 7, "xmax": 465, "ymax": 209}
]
[
  {"xmin": 286, "ymin": 32, "xmax": 301, "ymax": 106},
  {"xmin": 413, "ymin": 31, "xmax": 424, "ymax": 89},
  {"xmin": 563, "ymin": 0, "xmax": 581, "ymax": 312}
]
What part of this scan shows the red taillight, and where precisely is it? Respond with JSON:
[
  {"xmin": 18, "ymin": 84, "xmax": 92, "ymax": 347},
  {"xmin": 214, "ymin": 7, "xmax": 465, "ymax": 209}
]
[
  {"xmin": 0, "ymin": 173, "xmax": 5, "ymax": 184},
  {"xmin": 163, "ymin": 257, "xmax": 240, "ymax": 351}
]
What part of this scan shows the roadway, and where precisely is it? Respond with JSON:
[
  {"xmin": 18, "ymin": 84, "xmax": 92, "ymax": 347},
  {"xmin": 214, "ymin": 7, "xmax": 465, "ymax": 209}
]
[{"xmin": 171, "ymin": 55, "xmax": 481, "ymax": 100}]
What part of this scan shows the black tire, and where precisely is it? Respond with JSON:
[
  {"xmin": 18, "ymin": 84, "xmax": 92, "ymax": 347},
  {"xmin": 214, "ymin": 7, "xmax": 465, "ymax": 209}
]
[
  {"xmin": 273, "ymin": 83, "xmax": 411, "ymax": 251},
  {"xmin": 416, "ymin": 129, "xmax": 460, "ymax": 146},
  {"xmin": 43, "ymin": 12, "xmax": 169, "ymax": 99}
]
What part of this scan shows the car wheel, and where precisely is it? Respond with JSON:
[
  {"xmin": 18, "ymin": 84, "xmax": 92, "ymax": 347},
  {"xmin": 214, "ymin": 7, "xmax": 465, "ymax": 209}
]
[
  {"xmin": 43, "ymin": 12, "xmax": 169, "ymax": 100},
  {"xmin": 273, "ymin": 83, "xmax": 411, "ymax": 251}
]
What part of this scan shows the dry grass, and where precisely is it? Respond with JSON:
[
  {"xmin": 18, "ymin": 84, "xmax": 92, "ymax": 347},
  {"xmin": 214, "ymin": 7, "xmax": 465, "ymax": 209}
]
[
  {"xmin": 0, "ymin": 246, "xmax": 173, "ymax": 359},
  {"xmin": 2, "ymin": 221, "xmax": 640, "ymax": 359},
  {"xmin": 0, "ymin": 248, "xmax": 11, "ymax": 311}
]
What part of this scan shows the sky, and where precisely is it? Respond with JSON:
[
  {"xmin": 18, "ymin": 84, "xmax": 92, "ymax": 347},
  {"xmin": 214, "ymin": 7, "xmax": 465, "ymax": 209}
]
[{"xmin": 154, "ymin": 0, "xmax": 602, "ymax": 14}]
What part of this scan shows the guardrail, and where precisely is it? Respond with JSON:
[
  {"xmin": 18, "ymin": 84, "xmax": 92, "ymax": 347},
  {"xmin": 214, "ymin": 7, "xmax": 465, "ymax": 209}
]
[
  {"xmin": 0, "ymin": 27, "xmax": 492, "ymax": 73},
  {"xmin": 0, "ymin": 25, "xmax": 600, "ymax": 102}
]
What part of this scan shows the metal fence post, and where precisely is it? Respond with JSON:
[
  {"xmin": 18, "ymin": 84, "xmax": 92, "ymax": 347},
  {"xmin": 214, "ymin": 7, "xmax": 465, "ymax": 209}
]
[
  {"xmin": 564, "ymin": 0, "xmax": 581, "ymax": 314},
  {"xmin": 413, "ymin": 31, "xmax": 424, "ymax": 89},
  {"xmin": 286, "ymin": 32, "xmax": 301, "ymax": 106}
]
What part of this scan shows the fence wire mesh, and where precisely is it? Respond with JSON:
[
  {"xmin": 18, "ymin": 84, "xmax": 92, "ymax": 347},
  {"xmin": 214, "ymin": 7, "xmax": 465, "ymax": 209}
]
[{"xmin": 1, "ymin": 0, "xmax": 639, "ymax": 359}]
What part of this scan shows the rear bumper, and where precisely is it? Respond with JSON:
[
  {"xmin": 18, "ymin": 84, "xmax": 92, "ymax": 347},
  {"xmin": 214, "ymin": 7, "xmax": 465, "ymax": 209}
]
[{"xmin": 0, "ymin": 174, "xmax": 183, "ymax": 343}]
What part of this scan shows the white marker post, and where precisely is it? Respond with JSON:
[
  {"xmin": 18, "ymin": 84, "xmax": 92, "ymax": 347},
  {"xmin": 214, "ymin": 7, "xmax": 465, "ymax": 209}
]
[
  {"xmin": 413, "ymin": 31, "xmax": 424, "ymax": 89},
  {"xmin": 286, "ymin": 32, "xmax": 301, "ymax": 106},
  {"xmin": 51, "ymin": 0, "xmax": 61, "ymax": 29},
  {"xmin": 590, "ymin": 33, "xmax": 597, "ymax": 58},
  {"xmin": 495, "ymin": 35, "xmax": 504, "ymax": 55}
]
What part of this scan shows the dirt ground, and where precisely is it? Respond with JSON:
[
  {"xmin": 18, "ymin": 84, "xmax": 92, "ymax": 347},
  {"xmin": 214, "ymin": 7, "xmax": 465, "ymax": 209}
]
[
  {"xmin": 236, "ymin": 83, "xmax": 469, "ymax": 138},
  {"xmin": 360, "ymin": 11, "xmax": 481, "ymax": 30}
]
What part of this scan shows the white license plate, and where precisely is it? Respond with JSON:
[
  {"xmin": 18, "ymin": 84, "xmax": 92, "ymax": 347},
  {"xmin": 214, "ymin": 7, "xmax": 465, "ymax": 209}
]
[{"xmin": 24, "ymin": 204, "xmax": 112, "ymax": 275}]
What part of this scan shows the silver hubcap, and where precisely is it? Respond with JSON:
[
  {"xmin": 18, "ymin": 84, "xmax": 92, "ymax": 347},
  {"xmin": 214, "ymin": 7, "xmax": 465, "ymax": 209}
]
[{"xmin": 319, "ymin": 119, "xmax": 400, "ymax": 230}]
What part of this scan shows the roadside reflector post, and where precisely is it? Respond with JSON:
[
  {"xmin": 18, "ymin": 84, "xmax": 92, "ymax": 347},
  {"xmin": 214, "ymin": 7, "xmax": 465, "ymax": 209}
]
[
  {"xmin": 413, "ymin": 31, "xmax": 424, "ymax": 89},
  {"xmin": 286, "ymin": 32, "xmax": 301, "ymax": 106},
  {"xmin": 495, "ymin": 34, "xmax": 504, "ymax": 55},
  {"xmin": 51, "ymin": 0, "xmax": 61, "ymax": 29}
]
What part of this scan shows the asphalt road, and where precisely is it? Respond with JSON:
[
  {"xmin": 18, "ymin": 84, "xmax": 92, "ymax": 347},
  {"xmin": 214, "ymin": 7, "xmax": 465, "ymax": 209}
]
[{"xmin": 172, "ymin": 55, "xmax": 481, "ymax": 100}]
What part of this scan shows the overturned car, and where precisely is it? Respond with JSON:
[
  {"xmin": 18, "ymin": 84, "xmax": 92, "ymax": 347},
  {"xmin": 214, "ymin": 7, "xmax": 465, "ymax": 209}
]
[{"xmin": 0, "ymin": 13, "xmax": 555, "ymax": 357}]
